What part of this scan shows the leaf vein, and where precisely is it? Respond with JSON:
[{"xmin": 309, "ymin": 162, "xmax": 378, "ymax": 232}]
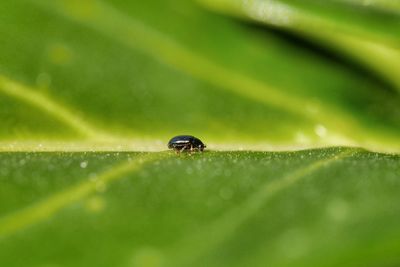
[
  {"xmin": 0, "ymin": 152, "xmax": 170, "ymax": 239},
  {"xmin": 168, "ymin": 148, "xmax": 355, "ymax": 266},
  {"xmin": 0, "ymin": 74, "xmax": 115, "ymax": 140}
]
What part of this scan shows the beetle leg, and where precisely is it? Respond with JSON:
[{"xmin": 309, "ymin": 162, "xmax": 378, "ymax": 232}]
[{"xmin": 188, "ymin": 144, "xmax": 194, "ymax": 156}]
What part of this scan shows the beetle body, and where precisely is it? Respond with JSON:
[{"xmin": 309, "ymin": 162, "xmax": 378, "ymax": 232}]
[{"xmin": 168, "ymin": 135, "xmax": 206, "ymax": 152}]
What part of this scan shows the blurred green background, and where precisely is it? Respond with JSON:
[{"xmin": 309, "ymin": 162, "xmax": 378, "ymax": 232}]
[
  {"xmin": 0, "ymin": 0, "xmax": 400, "ymax": 152},
  {"xmin": 1, "ymin": 1, "xmax": 400, "ymax": 267}
]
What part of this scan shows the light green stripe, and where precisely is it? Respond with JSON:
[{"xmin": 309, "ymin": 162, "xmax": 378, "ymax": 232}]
[
  {"xmin": 168, "ymin": 149, "xmax": 354, "ymax": 266},
  {"xmin": 0, "ymin": 74, "xmax": 115, "ymax": 140},
  {"xmin": 0, "ymin": 152, "xmax": 170, "ymax": 238}
]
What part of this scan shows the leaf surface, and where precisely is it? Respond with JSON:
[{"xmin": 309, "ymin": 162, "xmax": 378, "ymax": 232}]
[
  {"xmin": 0, "ymin": 148, "xmax": 399, "ymax": 267},
  {"xmin": 0, "ymin": 0, "xmax": 399, "ymax": 151},
  {"xmin": 0, "ymin": 1, "xmax": 400, "ymax": 266}
]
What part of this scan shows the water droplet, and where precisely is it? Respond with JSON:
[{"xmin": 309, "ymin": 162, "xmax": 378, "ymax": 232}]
[
  {"xmin": 80, "ymin": 161, "xmax": 88, "ymax": 168},
  {"xmin": 314, "ymin": 124, "xmax": 327, "ymax": 138},
  {"xmin": 219, "ymin": 187, "xmax": 234, "ymax": 200},
  {"xmin": 248, "ymin": 0, "xmax": 293, "ymax": 26}
]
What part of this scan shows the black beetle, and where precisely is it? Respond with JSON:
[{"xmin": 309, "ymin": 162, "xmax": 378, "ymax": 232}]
[{"xmin": 168, "ymin": 135, "xmax": 206, "ymax": 153}]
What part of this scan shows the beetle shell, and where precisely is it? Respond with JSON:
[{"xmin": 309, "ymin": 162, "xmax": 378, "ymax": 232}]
[{"xmin": 168, "ymin": 135, "xmax": 206, "ymax": 152}]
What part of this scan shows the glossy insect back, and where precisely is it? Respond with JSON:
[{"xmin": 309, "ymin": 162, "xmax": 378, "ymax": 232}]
[{"xmin": 168, "ymin": 135, "xmax": 206, "ymax": 153}]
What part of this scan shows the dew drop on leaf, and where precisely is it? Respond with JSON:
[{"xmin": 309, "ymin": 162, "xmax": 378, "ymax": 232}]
[
  {"xmin": 219, "ymin": 187, "xmax": 234, "ymax": 200},
  {"xmin": 80, "ymin": 161, "xmax": 88, "ymax": 168}
]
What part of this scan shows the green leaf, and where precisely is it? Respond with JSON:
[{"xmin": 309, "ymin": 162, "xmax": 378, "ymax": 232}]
[
  {"xmin": 0, "ymin": 1, "xmax": 400, "ymax": 266},
  {"xmin": 199, "ymin": 0, "xmax": 400, "ymax": 93},
  {"xmin": 0, "ymin": 0, "xmax": 399, "ymax": 151},
  {"xmin": 0, "ymin": 148, "xmax": 399, "ymax": 267}
]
